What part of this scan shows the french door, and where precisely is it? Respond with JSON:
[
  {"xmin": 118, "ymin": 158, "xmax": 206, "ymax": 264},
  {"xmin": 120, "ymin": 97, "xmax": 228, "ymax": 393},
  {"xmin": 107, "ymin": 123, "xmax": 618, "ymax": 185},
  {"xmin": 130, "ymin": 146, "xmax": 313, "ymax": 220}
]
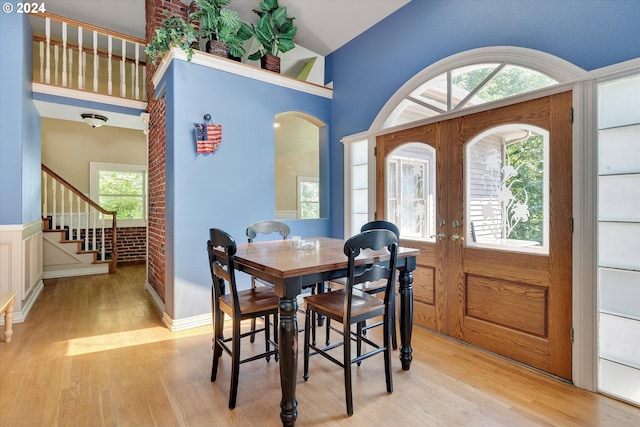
[{"xmin": 376, "ymin": 92, "xmax": 573, "ymax": 379}]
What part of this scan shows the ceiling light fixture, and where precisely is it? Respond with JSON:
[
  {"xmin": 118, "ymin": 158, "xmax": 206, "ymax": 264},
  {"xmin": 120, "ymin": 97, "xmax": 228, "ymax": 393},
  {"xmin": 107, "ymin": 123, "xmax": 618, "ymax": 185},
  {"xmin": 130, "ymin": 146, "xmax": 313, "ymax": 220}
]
[
  {"xmin": 273, "ymin": 121, "xmax": 281, "ymax": 128},
  {"xmin": 81, "ymin": 113, "xmax": 108, "ymax": 128}
]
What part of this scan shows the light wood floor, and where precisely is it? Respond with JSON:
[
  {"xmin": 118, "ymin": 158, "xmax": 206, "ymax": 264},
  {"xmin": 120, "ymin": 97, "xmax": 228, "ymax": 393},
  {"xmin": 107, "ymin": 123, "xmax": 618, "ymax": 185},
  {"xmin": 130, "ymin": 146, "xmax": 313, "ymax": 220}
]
[{"xmin": 1, "ymin": 264, "xmax": 639, "ymax": 427}]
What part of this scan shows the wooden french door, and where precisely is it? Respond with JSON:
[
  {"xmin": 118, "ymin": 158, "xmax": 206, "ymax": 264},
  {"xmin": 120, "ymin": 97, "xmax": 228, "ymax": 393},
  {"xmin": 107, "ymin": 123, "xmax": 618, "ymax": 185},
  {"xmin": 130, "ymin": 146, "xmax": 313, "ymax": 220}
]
[{"xmin": 377, "ymin": 92, "xmax": 573, "ymax": 379}]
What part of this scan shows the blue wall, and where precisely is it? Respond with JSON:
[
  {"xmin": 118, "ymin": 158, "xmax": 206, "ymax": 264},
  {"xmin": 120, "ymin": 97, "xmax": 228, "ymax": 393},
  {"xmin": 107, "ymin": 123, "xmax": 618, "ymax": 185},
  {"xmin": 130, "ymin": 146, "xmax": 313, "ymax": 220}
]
[
  {"xmin": 162, "ymin": 60, "xmax": 331, "ymax": 319},
  {"xmin": 327, "ymin": 0, "xmax": 640, "ymax": 237},
  {"xmin": 0, "ymin": 6, "xmax": 41, "ymax": 225}
]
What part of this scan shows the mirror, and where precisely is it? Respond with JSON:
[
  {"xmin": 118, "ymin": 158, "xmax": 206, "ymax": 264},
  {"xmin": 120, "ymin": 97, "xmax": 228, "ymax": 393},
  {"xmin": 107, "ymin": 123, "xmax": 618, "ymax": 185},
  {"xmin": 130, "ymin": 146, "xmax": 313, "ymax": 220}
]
[{"xmin": 275, "ymin": 112, "xmax": 326, "ymax": 219}]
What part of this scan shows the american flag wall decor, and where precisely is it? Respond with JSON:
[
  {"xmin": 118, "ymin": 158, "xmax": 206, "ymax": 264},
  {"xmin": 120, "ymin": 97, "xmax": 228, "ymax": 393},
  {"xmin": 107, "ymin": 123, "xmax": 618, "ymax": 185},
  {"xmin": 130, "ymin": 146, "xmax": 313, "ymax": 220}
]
[{"xmin": 194, "ymin": 122, "xmax": 222, "ymax": 154}]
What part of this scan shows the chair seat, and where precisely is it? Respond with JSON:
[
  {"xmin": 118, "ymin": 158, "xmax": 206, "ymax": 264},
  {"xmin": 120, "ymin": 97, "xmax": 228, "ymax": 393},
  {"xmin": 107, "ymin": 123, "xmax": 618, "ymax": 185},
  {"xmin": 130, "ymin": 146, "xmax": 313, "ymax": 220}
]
[
  {"xmin": 219, "ymin": 287, "xmax": 280, "ymax": 318},
  {"xmin": 304, "ymin": 289, "xmax": 384, "ymax": 322}
]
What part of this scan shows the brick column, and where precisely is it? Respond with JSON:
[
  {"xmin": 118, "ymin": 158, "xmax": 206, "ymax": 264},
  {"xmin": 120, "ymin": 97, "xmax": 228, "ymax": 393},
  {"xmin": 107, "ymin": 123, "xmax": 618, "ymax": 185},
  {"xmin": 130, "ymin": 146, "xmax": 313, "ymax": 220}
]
[{"xmin": 145, "ymin": 0, "xmax": 191, "ymax": 302}]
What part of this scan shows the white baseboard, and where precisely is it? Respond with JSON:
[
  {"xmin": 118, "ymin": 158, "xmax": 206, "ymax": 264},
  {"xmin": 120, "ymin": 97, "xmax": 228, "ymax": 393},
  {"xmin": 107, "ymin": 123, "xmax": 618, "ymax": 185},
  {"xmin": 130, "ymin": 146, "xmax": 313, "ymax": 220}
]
[
  {"xmin": 0, "ymin": 279, "xmax": 43, "ymax": 325},
  {"xmin": 42, "ymin": 265, "xmax": 109, "ymax": 279}
]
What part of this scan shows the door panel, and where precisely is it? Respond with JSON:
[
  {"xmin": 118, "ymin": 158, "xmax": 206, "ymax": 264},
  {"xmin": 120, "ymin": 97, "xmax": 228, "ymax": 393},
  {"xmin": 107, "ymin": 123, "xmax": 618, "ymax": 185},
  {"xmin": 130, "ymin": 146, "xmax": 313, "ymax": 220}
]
[{"xmin": 376, "ymin": 92, "xmax": 572, "ymax": 379}]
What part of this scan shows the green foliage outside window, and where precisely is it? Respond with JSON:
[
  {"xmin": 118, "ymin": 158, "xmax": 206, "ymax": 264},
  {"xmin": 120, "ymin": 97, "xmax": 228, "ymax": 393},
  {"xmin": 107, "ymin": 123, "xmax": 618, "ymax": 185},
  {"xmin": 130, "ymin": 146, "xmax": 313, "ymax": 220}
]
[
  {"xmin": 98, "ymin": 170, "xmax": 146, "ymax": 219},
  {"xmin": 505, "ymin": 135, "xmax": 544, "ymax": 243}
]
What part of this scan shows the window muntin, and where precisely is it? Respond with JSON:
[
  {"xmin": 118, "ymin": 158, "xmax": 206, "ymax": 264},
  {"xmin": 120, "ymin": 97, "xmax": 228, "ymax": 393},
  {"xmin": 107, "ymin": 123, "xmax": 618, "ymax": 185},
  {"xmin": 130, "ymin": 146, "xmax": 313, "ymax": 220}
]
[
  {"xmin": 382, "ymin": 64, "xmax": 558, "ymax": 129},
  {"xmin": 90, "ymin": 162, "xmax": 147, "ymax": 227}
]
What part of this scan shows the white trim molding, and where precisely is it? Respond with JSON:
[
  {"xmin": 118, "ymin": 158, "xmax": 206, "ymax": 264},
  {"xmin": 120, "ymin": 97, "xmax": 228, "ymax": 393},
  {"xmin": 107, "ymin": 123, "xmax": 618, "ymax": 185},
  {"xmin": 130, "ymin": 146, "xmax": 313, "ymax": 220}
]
[{"xmin": 0, "ymin": 220, "xmax": 44, "ymax": 324}]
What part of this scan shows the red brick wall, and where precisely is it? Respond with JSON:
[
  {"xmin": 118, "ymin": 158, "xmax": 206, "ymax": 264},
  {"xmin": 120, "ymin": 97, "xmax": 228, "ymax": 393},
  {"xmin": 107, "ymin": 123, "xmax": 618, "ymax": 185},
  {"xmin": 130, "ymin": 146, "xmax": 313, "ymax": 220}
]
[
  {"xmin": 117, "ymin": 227, "xmax": 147, "ymax": 263},
  {"xmin": 145, "ymin": 0, "xmax": 190, "ymax": 302}
]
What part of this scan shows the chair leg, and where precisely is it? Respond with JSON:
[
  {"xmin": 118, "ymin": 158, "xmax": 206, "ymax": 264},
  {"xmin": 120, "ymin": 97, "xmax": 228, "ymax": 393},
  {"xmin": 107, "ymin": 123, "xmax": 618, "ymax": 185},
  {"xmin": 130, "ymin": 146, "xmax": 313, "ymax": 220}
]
[
  {"xmin": 265, "ymin": 314, "xmax": 271, "ymax": 362},
  {"xmin": 343, "ymin": 322, "xmax": 353, "ymax": 417},
  {"xmin": 356, "ymin": 321, "xmax": 363, "ymax": 366},
  {"xmin": 273, "ymin": 312, "xmax": 279, "ymax": 362},
  {"xmin": 250, "ymin": 317, "xmax": 257, "ymax": 343},
  {"xmin": 229, "ymin": 319, "xmax": 241, "ymax": 409},
  {"xmin": 384, "ymin": 310, "xmax": 393, "ymax": 393},
  {"xmin": 303, "ymin": 308, "xmax": 311, "ymax": 381},
  {"xmin": 211, "ymin": 309, "xmax": 224, "ymax": 382},
  {"xmin": 390, "ymin": 291, "xmax": 398, "ymax": 350}
]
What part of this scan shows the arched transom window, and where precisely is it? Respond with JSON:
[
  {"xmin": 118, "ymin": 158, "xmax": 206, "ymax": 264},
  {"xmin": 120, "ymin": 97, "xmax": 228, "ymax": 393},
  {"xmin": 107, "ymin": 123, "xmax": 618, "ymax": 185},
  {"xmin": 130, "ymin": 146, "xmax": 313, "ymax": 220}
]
[{"xmin": 382, "ymin": 63, "xmax": 557, "ymax": 129}]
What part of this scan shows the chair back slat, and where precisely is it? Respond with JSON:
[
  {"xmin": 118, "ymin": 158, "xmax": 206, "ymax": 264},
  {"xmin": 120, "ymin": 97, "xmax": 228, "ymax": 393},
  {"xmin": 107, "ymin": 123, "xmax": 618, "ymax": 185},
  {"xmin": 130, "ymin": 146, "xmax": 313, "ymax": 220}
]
[
  {"xmin": 246, "ymin": 220, "xmax": 290, "ymax": 242},
  {"xmin": 343, "ymin": 229, "xmax": 398, "ymax": 318},
  {"xmin": 207, "ymin": 228, "xmax": 240, "ymax": 317}
]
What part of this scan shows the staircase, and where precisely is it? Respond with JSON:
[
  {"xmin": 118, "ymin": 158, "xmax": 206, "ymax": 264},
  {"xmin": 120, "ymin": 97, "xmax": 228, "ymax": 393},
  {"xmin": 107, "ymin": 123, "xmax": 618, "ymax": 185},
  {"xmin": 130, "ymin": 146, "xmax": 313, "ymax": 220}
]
[{"xmin": 42, "ymin": 164, "xmax": 117, "ymax": 278}]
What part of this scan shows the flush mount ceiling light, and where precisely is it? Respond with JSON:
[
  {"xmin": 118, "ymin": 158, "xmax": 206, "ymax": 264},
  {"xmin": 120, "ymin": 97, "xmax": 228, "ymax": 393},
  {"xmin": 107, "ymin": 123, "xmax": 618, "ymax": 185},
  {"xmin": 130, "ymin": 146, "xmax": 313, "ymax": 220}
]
[{"xmin": 81, "ymin": 113, "xmax": 108, "ymax": 128}]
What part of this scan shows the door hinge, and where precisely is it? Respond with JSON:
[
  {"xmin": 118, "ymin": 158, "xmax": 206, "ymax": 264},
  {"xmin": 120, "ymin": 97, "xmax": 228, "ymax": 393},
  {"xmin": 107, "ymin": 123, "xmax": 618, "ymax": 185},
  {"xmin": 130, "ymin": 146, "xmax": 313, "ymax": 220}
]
[
  {"xmin": 570, "ymin": 217, "xmax": 574, "ymax": 233},
  {"xmin": 570, "ymin": 107, "xmax": 574, "ymax": 123},
  {"xmin": 570, "ymin": 327, "xmax": 575, "ymax": 343},
  {"xmin": 374, "ymin": 146, "xmax": 377, "ymax": 156}
]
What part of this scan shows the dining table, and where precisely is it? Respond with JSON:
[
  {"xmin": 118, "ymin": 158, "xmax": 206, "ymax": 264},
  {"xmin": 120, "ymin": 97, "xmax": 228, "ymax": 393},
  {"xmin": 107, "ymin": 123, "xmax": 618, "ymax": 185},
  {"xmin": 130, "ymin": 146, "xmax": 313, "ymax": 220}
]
[{"xmin": 232, "ymin": 236, "xmax": 419, "ymax": 426}]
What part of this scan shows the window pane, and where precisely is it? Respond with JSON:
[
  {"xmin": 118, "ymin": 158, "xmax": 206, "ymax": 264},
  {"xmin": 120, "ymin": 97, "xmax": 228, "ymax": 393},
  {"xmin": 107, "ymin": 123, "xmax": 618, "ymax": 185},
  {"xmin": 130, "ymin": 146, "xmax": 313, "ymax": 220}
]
[
  {"xmin": 99, "ymin": 170, "xmax": 144, "ymax": 195},
  {"xmin": 598, "ymin": 175, "xmax": 640, "ymax": 222},
  {"xmin": 99, "ymin": 195, "xmax": 143, "ymax": 219},
  {"xmin": 598, "ymin": 75, "xmax": 640, "ymax": 129},
  {"xmin": 598, "ymin": 222, "xmax": 640, "ymax": 270},
  {"xmin": 467, "ymin": 65, "xmax": 556, "ymax": 106},
  {"xmin": 598, "ymin": 125, "xmax": 640, "ymax": 175},
  {"xmin": 466, "ymin": 125, "xmax": 548, "ymax": 253}
]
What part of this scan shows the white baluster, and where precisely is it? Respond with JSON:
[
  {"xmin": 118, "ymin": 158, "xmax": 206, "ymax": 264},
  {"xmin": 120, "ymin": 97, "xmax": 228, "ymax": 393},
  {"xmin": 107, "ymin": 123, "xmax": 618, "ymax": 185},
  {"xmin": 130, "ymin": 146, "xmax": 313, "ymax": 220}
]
[
  {"xmin": 68, "ymin": 48, "xmax": 73, "ymax": 88},
  {"xmin": 120, "ymin": 39, "xmax": 126, "ymax": 97},
  {"xmin": 68, "ymin": 189, "xmax": 73, "ymax": 239},
  {"xmin": 76, "ymin": 194, "xmax": 81, "ymax": 244},
  {"xmin": 54, "ymin": 45, "xmax": 59, "ymax": 86},
  {"xmin": 142, "ymin": 67, "xmax": 147, "ymax": 100},
  {"xmin": 86, "ymin": 202, "xmax": 90, "ymax": 250},
  {"xmin": 107, "ymin": 35, "xmax": 112, "ymax": 95},
  {"xmin": 130, "ymin": 62, "xmax": 135, "ymax": 99},
  {"xmin": 134, "ymin": 43, "xmax": 140, "ymax": 100},
  {"xmin": 92, "ymin": 211, "xmax": 97, "ymax": 253},
  {"xmin": 77, "ymin": 27, "xmax": 83, "ymax": 89},
  {"xmin": 45, "ymin": 17, "xmax": 50, "ymax": 84},
  {"xmin": 82, "ymin": 51, "xmax": 87, "ymax": 91},
  {"xmin": 60, "ymin": 186, "xmax": 65, "ymax": 236},
  {"xmin": 51, "ymin": 179, "xmax": 57, "ymax": 230},
  {"xmin": 39, "ymin": 41, "xmax": 44, "ymax": 83},
  {"xmin": 100, "ymin": 215, "xmax": 106, "ymax": 261},
  {"xmin": 42, "ymin": 172, "xmax": 48, "ymax": 225},
  {"xmin": 93, "ymin": 31, "xmax": 98, "ymax": 92},
  {"xmin": 62, "ymin": 22, "xmax": 67, "ymax": 87}
]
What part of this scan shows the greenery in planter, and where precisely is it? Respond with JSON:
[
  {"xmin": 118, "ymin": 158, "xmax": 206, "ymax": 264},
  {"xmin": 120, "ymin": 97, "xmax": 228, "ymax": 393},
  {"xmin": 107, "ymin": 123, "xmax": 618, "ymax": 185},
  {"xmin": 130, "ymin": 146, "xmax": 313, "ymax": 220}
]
[
  {"xmin": 248, "ymin": 0, "xmax": 297, "ymax": 61},
  {"xmin": 145, "ymin": 13, "xmax": 198, "ymax": 64},
  {"xmin": 190, "ymin": 0, "xmax": 253, "ymax": 58}
]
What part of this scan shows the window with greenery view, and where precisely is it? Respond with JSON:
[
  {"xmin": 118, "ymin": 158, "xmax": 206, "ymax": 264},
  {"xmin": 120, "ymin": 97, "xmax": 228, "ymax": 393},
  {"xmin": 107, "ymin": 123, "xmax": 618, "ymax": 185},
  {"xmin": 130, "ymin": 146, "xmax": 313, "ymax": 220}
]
[
  {"xmin": 298, "ymin": 176, "xmax": 319, "ymax": 219},
  {"xmin": 90, "ymin": 163, "xmax": 147, "ymax": 226}
]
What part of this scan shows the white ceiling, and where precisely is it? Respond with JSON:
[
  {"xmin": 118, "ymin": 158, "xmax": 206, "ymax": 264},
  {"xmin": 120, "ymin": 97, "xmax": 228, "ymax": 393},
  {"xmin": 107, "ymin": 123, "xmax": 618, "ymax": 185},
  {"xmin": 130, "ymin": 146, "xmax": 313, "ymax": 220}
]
[{"xmin": 42, "ymin": 0, "xmax": 410, "ymax": 57}]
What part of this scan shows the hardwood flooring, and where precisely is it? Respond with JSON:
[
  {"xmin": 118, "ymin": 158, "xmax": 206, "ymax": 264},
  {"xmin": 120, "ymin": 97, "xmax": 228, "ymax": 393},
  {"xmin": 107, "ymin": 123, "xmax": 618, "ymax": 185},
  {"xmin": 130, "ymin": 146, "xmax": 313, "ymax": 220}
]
[{"xmin": 1, "ymin": 264, "xmax": 639, "ymax": 426}]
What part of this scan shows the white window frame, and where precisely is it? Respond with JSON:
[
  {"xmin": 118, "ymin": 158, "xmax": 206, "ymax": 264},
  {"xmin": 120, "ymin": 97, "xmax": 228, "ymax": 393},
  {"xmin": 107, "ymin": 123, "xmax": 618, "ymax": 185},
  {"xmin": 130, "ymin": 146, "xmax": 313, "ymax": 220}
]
[{"xmin": 90, "ymin": 162, "xmax": 148, "ymax": 227}]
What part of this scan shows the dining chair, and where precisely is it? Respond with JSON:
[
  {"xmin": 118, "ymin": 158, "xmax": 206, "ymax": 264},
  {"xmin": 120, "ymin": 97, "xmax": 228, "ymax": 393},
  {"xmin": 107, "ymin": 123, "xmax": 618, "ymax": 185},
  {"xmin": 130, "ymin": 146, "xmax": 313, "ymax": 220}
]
[
  {"xmin": 325, "ymin": 220, "xmax": 400, "ymax": 349},
  {"xmin": 246, "ymin": 220, "xmax": 325, "ymax": 341},
  {"xmin": 246, "ymin": 220, "xmax": 290, "ymax": 343},
  {"xmin": 303, "ymin": 229, "xmax": 398, "ymax": 417},
  {"xmin": 207, "ymin": 228, "xmax": 280, "ymax": 410}
]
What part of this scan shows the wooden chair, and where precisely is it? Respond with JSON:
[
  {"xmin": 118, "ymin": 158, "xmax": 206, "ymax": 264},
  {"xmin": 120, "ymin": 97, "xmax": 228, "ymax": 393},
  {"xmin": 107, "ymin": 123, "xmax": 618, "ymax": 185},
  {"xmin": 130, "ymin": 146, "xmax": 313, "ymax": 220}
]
[
  {"xmin": 246, "ymin": 220, "xmax": 324, "ymax": 341},
  {"xmin": 326, "ymin": 220, "xmax": 400, "ymax": 349},
  {"xmin": 246, "ymin": 220, "xmax": 290, "ymax": 343},
  {"xmin": 207, "ymin": 228, "xmax": 279, "ymax": 410},
  {"xmin": 303, "ymin": 229, "xmax": 398, "ymax": 417}
]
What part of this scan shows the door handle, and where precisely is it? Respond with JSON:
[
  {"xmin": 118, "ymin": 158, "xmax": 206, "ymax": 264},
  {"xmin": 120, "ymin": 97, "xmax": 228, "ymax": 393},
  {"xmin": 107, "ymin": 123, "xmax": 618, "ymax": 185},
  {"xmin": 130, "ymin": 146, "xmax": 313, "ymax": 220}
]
[{"xmin": 431, "ymin": 232, "xmax": 446, "ymax": 241}]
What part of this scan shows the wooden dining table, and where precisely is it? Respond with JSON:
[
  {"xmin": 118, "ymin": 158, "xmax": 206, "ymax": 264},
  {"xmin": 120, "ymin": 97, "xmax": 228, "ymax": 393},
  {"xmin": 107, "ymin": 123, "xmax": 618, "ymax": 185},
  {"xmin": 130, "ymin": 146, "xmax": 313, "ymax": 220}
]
[{"xmin": 232, "ymin": 237, "xmax": 419, "ymax": 426}]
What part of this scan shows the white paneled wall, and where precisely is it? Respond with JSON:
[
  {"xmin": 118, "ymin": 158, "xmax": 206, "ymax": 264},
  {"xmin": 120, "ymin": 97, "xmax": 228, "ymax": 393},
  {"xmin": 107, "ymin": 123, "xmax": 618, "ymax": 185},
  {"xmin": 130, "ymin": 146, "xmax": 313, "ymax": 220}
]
[{"xmin": 597, "ymin": 73, "xmax": 640, "ymax": 406}]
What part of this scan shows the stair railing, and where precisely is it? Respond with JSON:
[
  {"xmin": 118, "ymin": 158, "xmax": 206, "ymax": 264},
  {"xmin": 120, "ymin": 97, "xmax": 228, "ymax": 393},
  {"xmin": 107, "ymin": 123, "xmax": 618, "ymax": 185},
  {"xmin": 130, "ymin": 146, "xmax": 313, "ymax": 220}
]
[
  {"xmin": 31, "ymin": 12, "xmax": 147, "ymax": 101},
  {"xmin": 41, "ymin": 163, "xmax": 118, "ymax": 272}
]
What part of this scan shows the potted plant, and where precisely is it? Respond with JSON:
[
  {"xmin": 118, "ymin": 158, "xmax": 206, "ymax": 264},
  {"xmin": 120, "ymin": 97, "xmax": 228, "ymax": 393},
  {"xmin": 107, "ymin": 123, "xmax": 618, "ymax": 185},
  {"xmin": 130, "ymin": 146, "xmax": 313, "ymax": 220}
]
[
  {"xmin": 248, "ymin": 0, "xmax": 297, "ymax": 73},
  {"xmin": 145, "ymin": 13, "xmax": 198, "ymax": 64},
  {"xmin": 190, "ymin": 0, "xmax": 253, "ymax": 59}
]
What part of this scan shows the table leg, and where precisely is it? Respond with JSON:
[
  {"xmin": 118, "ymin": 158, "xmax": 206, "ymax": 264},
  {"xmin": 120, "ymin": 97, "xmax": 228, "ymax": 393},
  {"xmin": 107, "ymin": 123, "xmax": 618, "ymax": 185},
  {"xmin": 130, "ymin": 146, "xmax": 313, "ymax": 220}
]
[
  {"xmin": 398, "ymin": 268, "xmax": 414, "ymax": 370},
  {"xmin": 279, "ymin": 297, "xmax": 298, "ymax": 426},
  {"xmin": 3, "ymin": 297, "xmax": 15, "ymax": 343}
]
